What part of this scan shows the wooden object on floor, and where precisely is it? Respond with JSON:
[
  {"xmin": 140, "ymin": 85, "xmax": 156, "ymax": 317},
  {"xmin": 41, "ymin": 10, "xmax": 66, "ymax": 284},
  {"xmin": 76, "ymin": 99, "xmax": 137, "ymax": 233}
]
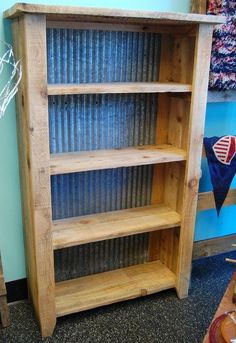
[
  {"xmin": 5, "ymin": 3, "xmax": 224, "ymax": 337},
  {"xmin": 0, "ymin": 255, "xmax": 10, "ymax": 328},
  {"xmin": 202, "ymin": 272, "xmax": 236, "ymax": 342}
]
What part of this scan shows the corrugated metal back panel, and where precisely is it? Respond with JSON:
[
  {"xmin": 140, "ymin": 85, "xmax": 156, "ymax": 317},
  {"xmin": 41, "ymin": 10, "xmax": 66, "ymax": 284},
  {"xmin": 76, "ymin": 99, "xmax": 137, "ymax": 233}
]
[
  {"xmin": 47, "ymin": 28, "xmax": 160, "ymax": 282},
  {"xmin": 47, "ymin": 28, "xmax": 160, "ymax": 83},
  {"xmin": 54, "ymin": 235, "xmax": 149, "ymax": 282},
  {"xmin": 53, "ymin": 166, "xmax": 153, "ymax": 282},
  {"xmin": 48, "ymin": 93, "xmax": 157, "ymax": 153},
  {"xmin": 51, "ymin": 166, "xmax": 153, "ymax": 220}
]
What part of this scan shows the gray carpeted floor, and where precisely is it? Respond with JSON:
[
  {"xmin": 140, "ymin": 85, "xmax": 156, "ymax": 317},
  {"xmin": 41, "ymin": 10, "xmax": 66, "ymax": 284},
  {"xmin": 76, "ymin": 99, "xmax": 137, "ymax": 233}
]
[{"xmin": 1, "ymin": 251, "xmax": 236, "ymax": 343}]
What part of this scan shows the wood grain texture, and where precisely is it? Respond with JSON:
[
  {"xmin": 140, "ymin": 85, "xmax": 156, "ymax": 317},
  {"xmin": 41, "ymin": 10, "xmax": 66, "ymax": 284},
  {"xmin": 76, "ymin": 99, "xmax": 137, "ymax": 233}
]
[
  {"xmin": 202, "ymin": 272, "xmax": 236, "ymax": 343},
  {"xmin": 176, "ymin": 24, "xmax": 214, "ymax": 298},
  {"xmin": 149, "ymin": 34, "xmax": 193, "ymax": 267},
  {"xmin": 4, "ymin": 3, "xmax": 225, "ymax": 24},
  {"xmin": 55, "ymin": 260, "xmax": 175, "ymax": 316},
  {"xmin": 47, "ymin": 82, "xmax": 192, "ymax": 95},
  {"xmin": 50, "ymin": 145, "xmax": 187, "ymax": 175},
  {"xmin": 47, "ymin": 20, "xmax": 197, "ymax": 35},
  {"xmin": 193, "ymin": 234, "xmax": 236, "ymax": 259},
  {"xmin": 11, "ymin": 15, "xmax": 56, "ymax": 337},
  {"xmin": 7, "ymin": 4, "xmax": 219, "ymax": 332},
  {"xmin": 198, "ymin": 189, "xmax": 236, "ymax": 211},
  {"xmin": 191, "ymin": 0, "xmax": 207, "ymax": 14},
  {"xmin": 0, "ymin": 296, "xmax": 10, "ymax": 327},
  {"xmin": 52, "ymin": 204, "xmax": 181, "ymax": 250},
  {"xmin": 0, "ymin": 256, "xmax": 6, "ymax": 296},
  {"xmin": 0, "ymin": 255, "xmax": 9, "ymax": 327}
]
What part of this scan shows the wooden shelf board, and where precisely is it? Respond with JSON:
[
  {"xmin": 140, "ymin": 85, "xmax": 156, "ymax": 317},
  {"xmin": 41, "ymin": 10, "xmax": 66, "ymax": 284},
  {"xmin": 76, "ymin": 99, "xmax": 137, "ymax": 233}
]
[
  {"xmin": 55, "ymin": 260, "xmax": 176, "ymax": 317},
  {"xmin": 47, "ymin": 82, "xmax": 192, "ymax": 95},
  {"xmin": 4, "ymin": 4, "xmax": 225, "ymax": 25},
  {"xmin": 50, "ymin": 144, "xmax": 186, "ymax": 175},
  {"xmin": 52, "ymin": 204, "xmax": 181, "ymax": 249}
]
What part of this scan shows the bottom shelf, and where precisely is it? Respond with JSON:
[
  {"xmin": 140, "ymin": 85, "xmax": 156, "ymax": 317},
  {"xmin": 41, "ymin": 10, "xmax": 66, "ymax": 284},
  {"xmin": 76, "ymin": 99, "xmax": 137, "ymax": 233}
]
[{"xmin": 55, "ymin": 260, "xmax": 176, "ymax": 317}]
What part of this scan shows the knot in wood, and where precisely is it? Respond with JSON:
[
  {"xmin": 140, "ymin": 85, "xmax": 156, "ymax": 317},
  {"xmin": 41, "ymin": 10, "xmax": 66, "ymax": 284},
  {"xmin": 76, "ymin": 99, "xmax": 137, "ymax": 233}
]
[
  {"xmin": 188, "ymin": 177, "xmax": 198, "ymax": 189},
  {"xmin": 40, "ymin": 90, "xmax": 47, "ymax": 99},
  {"xmin": 39, "ymin": 167, "xmax": 46, "ymax": 174},
  {"xmin": 141, "ymin": 288, "xmax": 147, "ymax": 296}
]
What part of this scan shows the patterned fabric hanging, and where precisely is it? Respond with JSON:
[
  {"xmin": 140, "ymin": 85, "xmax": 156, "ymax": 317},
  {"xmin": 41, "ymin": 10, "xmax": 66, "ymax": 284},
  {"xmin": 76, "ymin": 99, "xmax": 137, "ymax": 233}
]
[
  {"xmin": 207, "ymin": 0, "xmax": 236, "ymax": 90},
  {"xmin": 204, "ymin": 135, "xmax": 236, "ymax": 214}
]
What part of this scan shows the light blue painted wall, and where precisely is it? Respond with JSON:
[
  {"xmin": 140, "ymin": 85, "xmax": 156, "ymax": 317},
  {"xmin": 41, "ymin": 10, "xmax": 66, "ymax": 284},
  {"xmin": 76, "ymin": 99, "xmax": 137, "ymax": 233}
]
[
  {"xmin": 195, "ymin": 102, "xmax": 236, "ymax": 241},
  {"xmin": 0, "ymin": 0, "xmax": 235, "ymax": 282}
]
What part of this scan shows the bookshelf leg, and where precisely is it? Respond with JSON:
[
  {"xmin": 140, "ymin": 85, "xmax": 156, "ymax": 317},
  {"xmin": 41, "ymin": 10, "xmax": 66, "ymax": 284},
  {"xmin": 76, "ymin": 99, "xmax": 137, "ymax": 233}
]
[
  {"xmin": 38, "ymin": 310, "xmax": 56, "ymax": 337},
  {"xmin": 0, "ymin": 295, "xmax": 10, "ymax": 327}
]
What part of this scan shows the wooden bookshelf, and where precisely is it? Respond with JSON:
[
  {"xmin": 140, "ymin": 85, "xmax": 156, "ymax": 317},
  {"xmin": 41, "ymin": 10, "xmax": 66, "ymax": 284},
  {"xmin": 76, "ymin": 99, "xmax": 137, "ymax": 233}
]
[{"xmin": 5, "ymin": 3, "xmax": 224, "ymax": 337}]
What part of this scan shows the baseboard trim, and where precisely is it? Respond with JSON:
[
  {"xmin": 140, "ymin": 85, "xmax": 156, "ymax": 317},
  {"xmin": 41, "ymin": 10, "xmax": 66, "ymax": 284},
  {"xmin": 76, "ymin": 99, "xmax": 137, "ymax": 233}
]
[
  {"xmin": 5, "ymin": 235, "xmax": 236, "ymax": 302},
  {"xmin": 6, "ymin": 278, "xmax": 28, "ymax": 303},
  {"xmin": 193, "ymin": 234, "xmax": 236, "ymax": 259}
]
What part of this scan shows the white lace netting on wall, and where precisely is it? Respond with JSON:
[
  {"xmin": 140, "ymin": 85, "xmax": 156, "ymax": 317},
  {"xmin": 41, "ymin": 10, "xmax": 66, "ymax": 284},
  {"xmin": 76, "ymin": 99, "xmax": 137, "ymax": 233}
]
[{"xmin": 0, "ymin": 40, "xmax": 22, "ymax": 118}]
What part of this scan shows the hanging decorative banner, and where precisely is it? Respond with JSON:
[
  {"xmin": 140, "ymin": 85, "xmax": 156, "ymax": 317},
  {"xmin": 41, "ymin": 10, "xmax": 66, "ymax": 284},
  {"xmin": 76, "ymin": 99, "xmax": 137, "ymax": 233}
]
[
  {"xmin": 204, "ymin": 135, "xmax": 236, "ymax": 214},
  {"xmin": 207, "ymin": 0, "xmax": 236, "ymax": 90}
]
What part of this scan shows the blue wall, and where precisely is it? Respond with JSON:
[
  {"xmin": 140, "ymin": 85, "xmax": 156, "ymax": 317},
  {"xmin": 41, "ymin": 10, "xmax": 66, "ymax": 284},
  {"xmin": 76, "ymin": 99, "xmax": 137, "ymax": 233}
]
[{"xmin": 195, "ymin": 102, "xmax": 236, "ymax": 241}]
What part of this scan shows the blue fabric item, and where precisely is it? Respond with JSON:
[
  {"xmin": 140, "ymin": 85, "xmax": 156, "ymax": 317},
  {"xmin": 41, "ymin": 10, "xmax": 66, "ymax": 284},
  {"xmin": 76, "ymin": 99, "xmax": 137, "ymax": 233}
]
[{"xmin": 204, "ymin": 136, "xmax": 236, "ymax": 214}]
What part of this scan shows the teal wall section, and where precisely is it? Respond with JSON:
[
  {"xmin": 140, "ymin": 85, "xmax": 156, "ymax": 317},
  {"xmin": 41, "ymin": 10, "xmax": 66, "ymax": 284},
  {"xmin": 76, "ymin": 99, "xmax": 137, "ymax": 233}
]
[{"xmin": 0, "ymin": 0, "xmax": 235, "ymax": 282}]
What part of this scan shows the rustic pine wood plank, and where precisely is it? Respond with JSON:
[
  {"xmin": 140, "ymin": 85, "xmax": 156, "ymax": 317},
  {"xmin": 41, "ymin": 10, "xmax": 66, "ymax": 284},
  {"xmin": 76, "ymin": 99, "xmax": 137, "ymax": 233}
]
[
  {"xmin": 4, "ymin": 4, "xmax": 225, "ymax": 24},
  {"xmin": 55, "ymin": 260, "xmax": 175, "ymax": 317},
  {"xmin": 50, "ymin": 145, "xmax": 187, "ymax": 175},
  {"xmin": 176, "ymin": 24, "xmax": 214, "ymax": 298},
  {"xmin": 203, "ymin": 272, "xmax": 236, "ymax": 343},
  {"xmin": 52, "ymin": 204, "xmax": 181, "ymax": 249},
  {"xmin": 191, "ymin": 0, "xmax": 207, "ymax": 14},
  {"xmin": 0, "ymin": 256, "xmax": 6, "ymax": 296},
  {"xmin": 11, "ymin": 15, "xmax": 56, "ymax": 337},
  {"xmin": 198, "ymin": 189, "xmax": 236, "ymax": 211},
  {"xmin": 47, "ymin": 20, "xmax": 197, "ymax": 35},
  {"xmin": 0, "ymin": 255, "xmax": 9, "ymax": 327},
  {"xmin": 0, "ymin": 296, "xmax": 10, "ymax": 328},
  {"xmin": 47, "ymin": 82, "xmax": 192, "ymax": 95},
  {"xmin": 159, "ymin": 228, "xmax": 180, "ymax": 274},
  {"xmin": 149, "ymin": 34, "xmax": 193, "ymax": 267},
  {"xmin": 193, "ymin": 234, "xmax": 236, "ymax": 259},
  {"xmin": 166, "ymin": 96, "xmax": 190, "ymax": 215},
  {"xmin": 148, "ymin": 38, "xmax": 171, "ymax": 262}
]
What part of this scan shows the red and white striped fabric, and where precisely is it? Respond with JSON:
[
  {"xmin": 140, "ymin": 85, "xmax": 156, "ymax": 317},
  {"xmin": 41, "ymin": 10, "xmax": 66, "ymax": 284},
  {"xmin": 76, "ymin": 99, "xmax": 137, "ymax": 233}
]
[{"xmin": 213, "ymin": 135, "xmax": 236, "ymax": 165}]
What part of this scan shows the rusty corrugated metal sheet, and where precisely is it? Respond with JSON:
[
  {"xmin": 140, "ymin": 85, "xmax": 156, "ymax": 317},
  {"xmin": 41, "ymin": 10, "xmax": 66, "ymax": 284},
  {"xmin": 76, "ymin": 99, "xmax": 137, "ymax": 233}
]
[
  {"xmin": 47, "ymin": 27, "xmax": 160, "ymax": 281},
  {"xmin": 47, "ymin": 28, "xmax": 160, "ymax": 83}
]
